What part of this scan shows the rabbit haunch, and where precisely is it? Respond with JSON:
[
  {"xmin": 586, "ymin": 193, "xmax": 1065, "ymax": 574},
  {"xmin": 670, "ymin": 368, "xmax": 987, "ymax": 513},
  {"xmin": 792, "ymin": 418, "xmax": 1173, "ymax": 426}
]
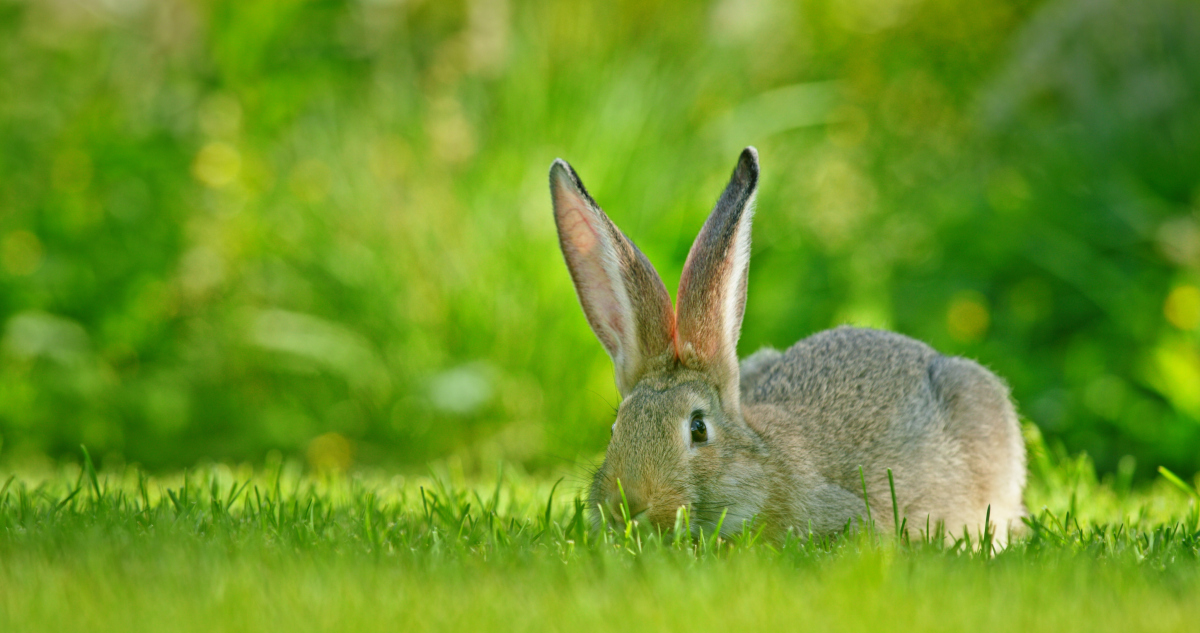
[{"xmin": 549, "ymin": 147, "xmax": 1027, "ymax": 544}]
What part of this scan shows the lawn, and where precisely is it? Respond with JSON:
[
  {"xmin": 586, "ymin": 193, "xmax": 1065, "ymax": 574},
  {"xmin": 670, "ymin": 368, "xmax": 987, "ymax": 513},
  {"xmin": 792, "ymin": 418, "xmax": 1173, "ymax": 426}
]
[{"xmin": 2, "ymin": 437, "xmax": 1198, "ymax": 632}]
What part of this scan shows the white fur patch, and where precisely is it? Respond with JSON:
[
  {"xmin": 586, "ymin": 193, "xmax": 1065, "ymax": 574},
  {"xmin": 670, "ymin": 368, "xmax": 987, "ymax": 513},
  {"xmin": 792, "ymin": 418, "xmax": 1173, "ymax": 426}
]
[
  {"xmin": 721, "ymin": 192, "xmax": 755, "ymax": 352},
  {"xmin": 715, "ymin": 473, "xmax": 766, "ymax": 537}
]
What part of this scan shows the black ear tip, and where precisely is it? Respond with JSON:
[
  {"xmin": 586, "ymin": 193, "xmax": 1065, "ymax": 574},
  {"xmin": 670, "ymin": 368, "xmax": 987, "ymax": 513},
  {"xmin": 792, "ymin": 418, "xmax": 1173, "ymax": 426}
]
[
  {"xmin": 549, "ymin": 158, "xmax": 580, "ymax": 191},
  {"xmin": 549, "ymin": 157, "xmax": 600, "ymax": 208},
  {"xmin": 549, "ymin": 158, "xmax": 571, "ymax": 181},
  {"xmin": 735, "ymin": 146, "xmax": 760, "ymax": 185}
]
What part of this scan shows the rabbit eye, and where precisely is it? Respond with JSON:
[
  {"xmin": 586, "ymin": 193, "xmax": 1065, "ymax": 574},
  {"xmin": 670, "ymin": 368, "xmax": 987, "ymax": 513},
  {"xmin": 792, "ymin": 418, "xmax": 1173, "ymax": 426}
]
[{"xmin": 690, "ymin": 414, "xmax": 707, "ymax": 444}]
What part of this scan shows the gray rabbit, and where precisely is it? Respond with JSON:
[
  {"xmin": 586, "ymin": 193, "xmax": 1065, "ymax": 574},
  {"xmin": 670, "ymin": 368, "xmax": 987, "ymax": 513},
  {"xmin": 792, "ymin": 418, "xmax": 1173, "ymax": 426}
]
[{"xmin": 549, "ymin": 147, "xmax": 1026, "ymax": 545}]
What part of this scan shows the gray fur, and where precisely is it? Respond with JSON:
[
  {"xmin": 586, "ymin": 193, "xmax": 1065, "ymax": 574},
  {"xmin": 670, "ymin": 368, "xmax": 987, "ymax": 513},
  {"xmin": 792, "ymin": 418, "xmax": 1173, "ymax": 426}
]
[
  {"xmin": 739, "ymin": 347, "xmax": 783, "ymax": 398},
  {"xmin": 552, "ymin": 148, "xmax": 1027, "ymax": 546},
  {"xmin": 740, "ymin": 327, "xmax": 1027, "ymax": 543}
]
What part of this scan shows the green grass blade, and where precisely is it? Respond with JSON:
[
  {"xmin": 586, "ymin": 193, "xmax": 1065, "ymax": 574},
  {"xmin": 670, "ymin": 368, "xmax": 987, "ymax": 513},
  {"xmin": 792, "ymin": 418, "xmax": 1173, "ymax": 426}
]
[{"xmin": 1159, "ymin": 466, "xmax": 1200, "ymax": 500}]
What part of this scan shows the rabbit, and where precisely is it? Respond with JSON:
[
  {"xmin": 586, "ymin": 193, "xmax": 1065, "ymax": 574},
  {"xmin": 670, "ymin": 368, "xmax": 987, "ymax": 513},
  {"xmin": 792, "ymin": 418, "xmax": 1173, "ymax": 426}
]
[{"xmin": 549, "ymin": 146, "xmax": 1027, "ymax": 545}]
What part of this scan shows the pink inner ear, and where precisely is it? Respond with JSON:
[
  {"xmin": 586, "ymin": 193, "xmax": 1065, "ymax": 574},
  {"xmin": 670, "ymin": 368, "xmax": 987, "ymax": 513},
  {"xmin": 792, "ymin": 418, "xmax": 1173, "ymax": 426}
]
[
  {"xmin": 674, "ymin": 232, "xmax": 722, "ymax": 363},
  {"xmin": 555, "ymin": 190, "xmax": 627, "ymax": 350},
  {"xmin": 557, "ymin": 196, "xmax": 598, "ymax": 254},
  {"xmin": 674, "ymin": 196, "xmax": 753, "ymax": 372}
]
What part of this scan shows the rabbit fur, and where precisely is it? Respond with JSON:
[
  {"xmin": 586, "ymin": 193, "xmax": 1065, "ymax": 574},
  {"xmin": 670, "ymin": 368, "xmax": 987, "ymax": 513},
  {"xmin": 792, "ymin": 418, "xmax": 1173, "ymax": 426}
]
[{"xmin": 549, "ymin": 147, "xmax": 1027, "ymax": 545}]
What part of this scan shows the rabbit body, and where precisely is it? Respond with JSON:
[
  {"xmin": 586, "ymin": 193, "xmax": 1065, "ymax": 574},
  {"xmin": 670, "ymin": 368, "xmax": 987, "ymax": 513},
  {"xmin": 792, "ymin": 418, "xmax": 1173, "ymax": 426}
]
[
  {"xmin": 549, "ymin": 147, "xmax": 1027, "ymax": 544},
  {"xmin": 738, "ymin": 327, "xmax": 1026, "ymax": 542}
]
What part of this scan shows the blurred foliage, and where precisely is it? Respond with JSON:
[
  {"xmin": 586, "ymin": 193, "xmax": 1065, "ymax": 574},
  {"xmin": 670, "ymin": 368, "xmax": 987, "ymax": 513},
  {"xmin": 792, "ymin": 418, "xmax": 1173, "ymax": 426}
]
[{"xmin": 0, "ymin": 0, "xmax": 1197, "ymax": 477}]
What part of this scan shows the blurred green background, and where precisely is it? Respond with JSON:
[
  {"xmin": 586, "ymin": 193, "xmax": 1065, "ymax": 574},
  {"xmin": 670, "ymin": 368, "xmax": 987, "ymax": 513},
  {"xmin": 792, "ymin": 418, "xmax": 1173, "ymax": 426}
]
[{"xmin": 0, "ymin": 0, "xmax": 1197, "ymax": 479}]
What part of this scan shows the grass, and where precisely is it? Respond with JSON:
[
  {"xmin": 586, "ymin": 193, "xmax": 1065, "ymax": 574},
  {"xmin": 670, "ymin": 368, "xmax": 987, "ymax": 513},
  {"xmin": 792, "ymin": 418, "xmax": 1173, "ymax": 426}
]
[{"xmin": 1, "ymin": 442, "xmax": 1198, "ymax": 632}]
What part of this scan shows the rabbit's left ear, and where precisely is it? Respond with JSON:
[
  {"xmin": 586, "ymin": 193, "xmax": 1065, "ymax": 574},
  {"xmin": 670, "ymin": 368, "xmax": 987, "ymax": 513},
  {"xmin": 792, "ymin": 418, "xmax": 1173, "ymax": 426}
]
[
  {"xmin": 675, "ymin": 147, "xmax": 759, "ymax": 391},
  {"xmin": 550, "ymin": 159, "xmax": 677, "ymax": 396}
]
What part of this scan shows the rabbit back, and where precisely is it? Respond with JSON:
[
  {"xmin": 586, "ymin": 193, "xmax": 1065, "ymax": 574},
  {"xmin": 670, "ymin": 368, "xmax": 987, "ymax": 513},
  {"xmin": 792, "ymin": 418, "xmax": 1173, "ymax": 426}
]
[{"xmin": 741, "ymin": 326, "xmax": 1026, "ymax": 541}]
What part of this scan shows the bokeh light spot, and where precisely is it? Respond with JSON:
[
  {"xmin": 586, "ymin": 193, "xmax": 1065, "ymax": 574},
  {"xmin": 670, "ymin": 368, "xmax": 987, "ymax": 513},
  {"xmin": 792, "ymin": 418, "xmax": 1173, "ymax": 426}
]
[
  {"xmin": 179, "ymin": 246, "xmax": 226, "ymax": 298},
  {"xmin": 806, "ymin": 156, "xmax": 877, "ymax": 249},
  {"xmin": 1, "ymin": 231, "xmax": 45, "ymax": 277},
  {"xmin": 428, "ymin": 97, "xmax": 477, "ymax": 165},
  {"xmin": 1151, "ymin": 341, "xmax": 1200, "ymax": 418},
  {"xmin": 307, "ymin": 432, "xmax": 354, "ymax": 473},
  {"xmin": 1156, "ymin": 217, "xmax": 1199, "ymax": 267},
  {"xmin": 429, "ymin": 363, "xmax": 494, "ymax": 416},
  {"xmin": 832, "ymin": 0, "xmax": 920, "ymax": 33},
  {"xmin": 192, "ymin": 142, "xmax": 242, "ymax": 189},
  {"xmin": 947, "ymin": 292, "xmax": 990, "ymax": 342},
  {"xmin": 1164, "ymin": 285, "xmax": 1200, "ymax": 330},
  {"xmin": 465, "ymin": 0, "xmax": 510, "ymax": 77}
]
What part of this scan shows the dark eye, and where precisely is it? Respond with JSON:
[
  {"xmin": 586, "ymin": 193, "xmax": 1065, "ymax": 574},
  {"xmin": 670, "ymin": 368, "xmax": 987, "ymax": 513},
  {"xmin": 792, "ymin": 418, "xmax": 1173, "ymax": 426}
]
[{"xmin": 690, "ymin": 413, "xmax": 707, "ymax": 444}]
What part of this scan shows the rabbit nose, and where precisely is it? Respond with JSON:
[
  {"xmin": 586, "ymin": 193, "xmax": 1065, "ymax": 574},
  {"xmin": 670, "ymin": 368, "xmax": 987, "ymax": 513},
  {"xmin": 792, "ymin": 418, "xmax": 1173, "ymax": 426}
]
[{"xmin": 607, "ymin": 494, "xmax": 648, "ymax": 524}]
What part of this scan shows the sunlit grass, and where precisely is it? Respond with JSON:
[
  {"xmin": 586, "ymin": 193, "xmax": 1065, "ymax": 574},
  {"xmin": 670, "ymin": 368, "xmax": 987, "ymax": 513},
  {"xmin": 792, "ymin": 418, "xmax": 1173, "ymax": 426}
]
[{"xmin": 1, "ymin": 441, "xmax": 1198, "ymax": 632}]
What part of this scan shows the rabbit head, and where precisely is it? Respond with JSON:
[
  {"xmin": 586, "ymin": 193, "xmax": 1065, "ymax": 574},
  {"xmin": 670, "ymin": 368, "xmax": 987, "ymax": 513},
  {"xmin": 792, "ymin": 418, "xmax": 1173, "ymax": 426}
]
[{"xmin": 549, "ymin": 148, "xmax": 768, "ymax": 534}]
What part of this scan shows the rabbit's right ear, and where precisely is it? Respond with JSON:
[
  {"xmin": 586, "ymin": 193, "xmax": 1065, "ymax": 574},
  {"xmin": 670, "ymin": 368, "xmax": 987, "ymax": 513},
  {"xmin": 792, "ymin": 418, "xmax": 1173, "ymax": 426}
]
[
  {"xmin": 550, "ymin": 159, "xmax": 676, "ymax": 396},
  {"xmin": 675, "ymin": 147, "xmax": 759, "ymax": 399}
]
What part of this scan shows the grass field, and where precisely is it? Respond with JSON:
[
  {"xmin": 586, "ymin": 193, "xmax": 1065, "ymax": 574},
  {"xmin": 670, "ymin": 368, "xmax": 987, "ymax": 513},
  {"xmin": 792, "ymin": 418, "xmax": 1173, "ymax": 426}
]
[{"xmin": 2, "ymin": 436, "xmax": 1199, "ymax": 632}]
